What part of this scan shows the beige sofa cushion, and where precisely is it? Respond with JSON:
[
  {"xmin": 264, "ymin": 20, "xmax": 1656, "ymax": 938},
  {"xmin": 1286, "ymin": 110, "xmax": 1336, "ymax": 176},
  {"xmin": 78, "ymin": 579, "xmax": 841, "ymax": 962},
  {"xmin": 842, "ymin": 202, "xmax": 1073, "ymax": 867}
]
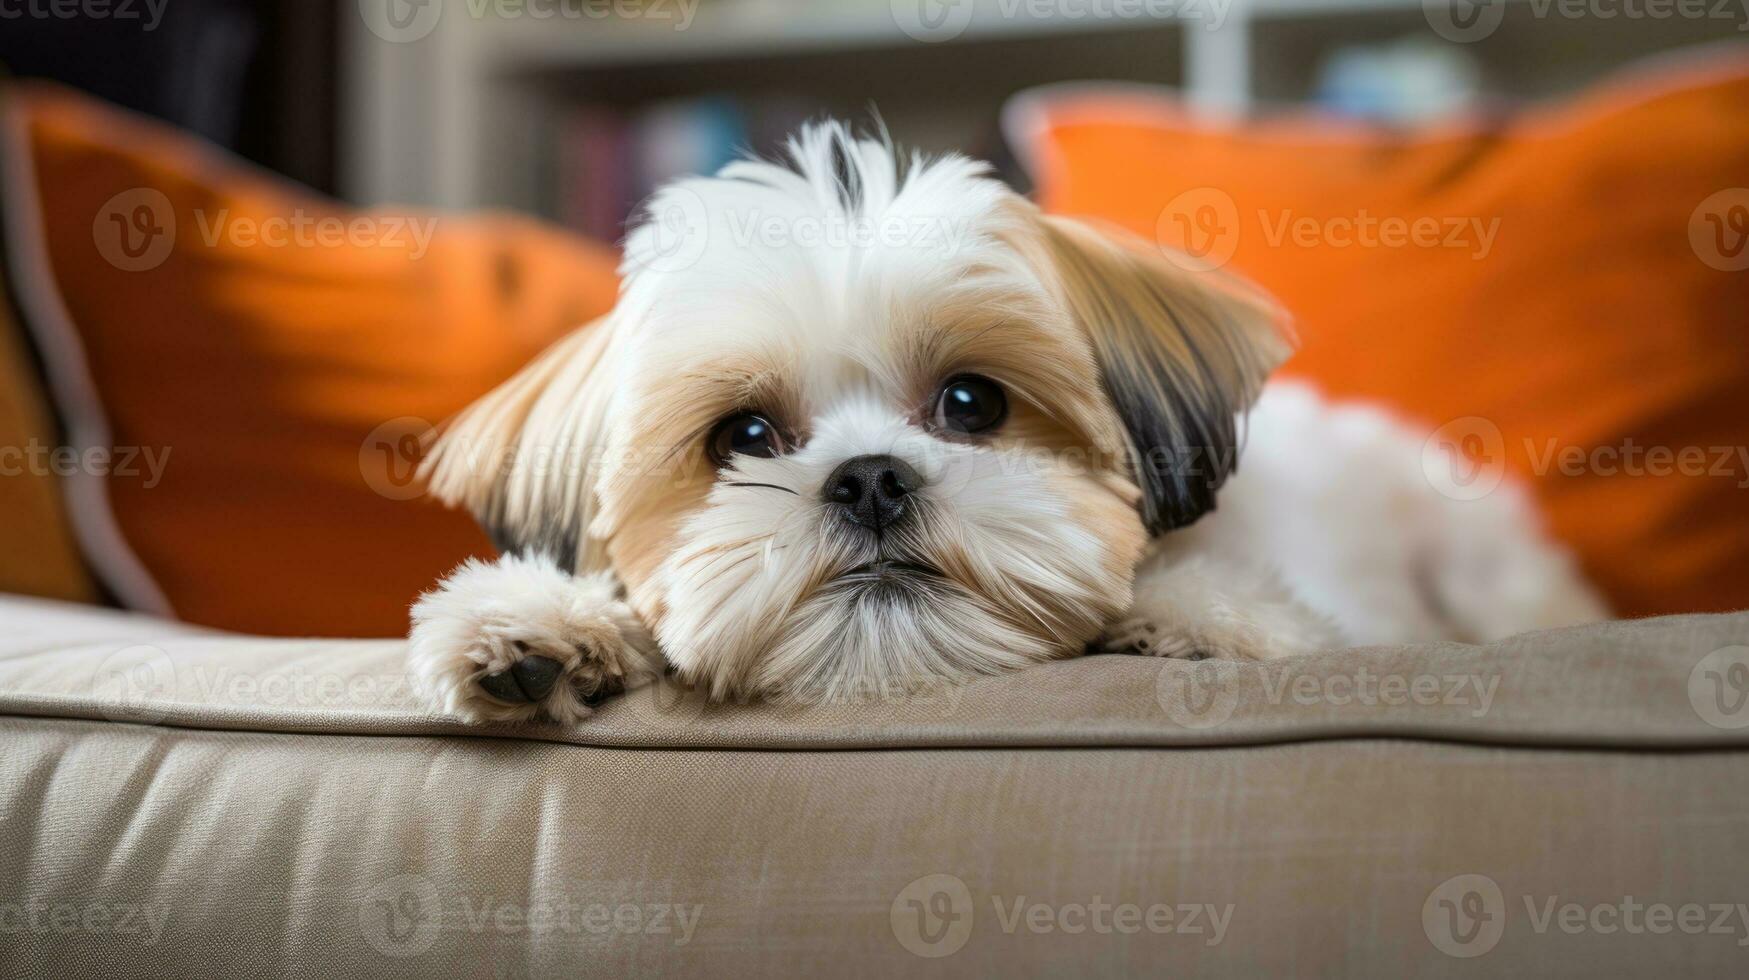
[{"xmin": 2, "ymin": 595, "xmax": 1747, "ymax": 976}]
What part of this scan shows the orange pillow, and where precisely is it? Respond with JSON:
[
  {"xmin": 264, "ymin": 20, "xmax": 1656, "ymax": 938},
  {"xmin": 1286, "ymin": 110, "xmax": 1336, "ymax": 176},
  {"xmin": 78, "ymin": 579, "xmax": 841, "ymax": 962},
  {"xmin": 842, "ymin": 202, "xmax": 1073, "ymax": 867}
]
[
  {"xmin": 3, "ymin": 83, "xmax": 620, "ymax": 636},
  {"xmin": 1010, "ymin": 51, "xmax": 1749, "ymax": 618},
  {"xmin": 0, "ymin": 265, "xmax": 97, "ymax": 604}
]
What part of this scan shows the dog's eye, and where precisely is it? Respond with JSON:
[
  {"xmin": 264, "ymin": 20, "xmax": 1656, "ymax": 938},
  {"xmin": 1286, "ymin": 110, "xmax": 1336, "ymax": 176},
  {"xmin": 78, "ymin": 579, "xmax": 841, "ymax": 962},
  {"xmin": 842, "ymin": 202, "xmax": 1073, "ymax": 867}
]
[
  {"xmin": 708, "ymin": 413, "xmax": 786, "ymax": 464},
  {"xmin": 933, "ymin": 375, "xmax": 1007, "ymax": 435}
]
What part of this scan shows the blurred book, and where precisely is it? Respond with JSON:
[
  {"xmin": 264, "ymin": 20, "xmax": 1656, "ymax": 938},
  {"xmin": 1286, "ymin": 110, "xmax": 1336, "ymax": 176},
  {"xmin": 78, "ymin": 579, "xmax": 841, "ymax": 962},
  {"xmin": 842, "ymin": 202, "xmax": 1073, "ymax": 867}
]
[
  {"xmin": 557, "ymin": 94, "xmax": 821, "ymax": 243},
  {"xmin": 1315, "ymin": 38, "xmax": 1482, "ymax": 123},
  {"xmin": 557, "ymin": 106, "xmax": 630, "ymax": 245}
]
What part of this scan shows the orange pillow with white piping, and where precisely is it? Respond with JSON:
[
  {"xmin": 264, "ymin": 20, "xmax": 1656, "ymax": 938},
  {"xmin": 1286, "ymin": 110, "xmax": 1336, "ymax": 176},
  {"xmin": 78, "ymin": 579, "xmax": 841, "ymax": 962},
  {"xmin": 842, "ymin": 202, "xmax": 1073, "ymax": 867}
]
[
  {"xmin": 1006, "ymin": 49, "xmax": 1749, "ymax": 618},
  {"xmin": 2, "ymin": 82, "xmax": 620, "ymax": 636}
]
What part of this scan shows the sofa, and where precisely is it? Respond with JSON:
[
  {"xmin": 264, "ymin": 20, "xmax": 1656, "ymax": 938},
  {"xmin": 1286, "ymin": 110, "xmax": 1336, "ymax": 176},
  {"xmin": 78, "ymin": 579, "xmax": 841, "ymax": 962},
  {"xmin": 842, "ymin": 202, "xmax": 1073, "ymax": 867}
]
[
  {"xmin": 3, "ymin": 592, "xmax": 1748, "ymax": 976},
  {"xmin": 4, "ymin": 51, "xmax": 1749, "ymax": 979}
]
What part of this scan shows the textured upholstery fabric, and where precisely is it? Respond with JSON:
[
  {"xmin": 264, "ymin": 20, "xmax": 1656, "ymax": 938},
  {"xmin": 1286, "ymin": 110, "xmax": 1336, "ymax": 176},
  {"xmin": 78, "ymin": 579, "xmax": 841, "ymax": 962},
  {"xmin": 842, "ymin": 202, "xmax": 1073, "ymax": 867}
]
[{"xmin": 2, "ymin": 595, "xmax": 1748, "ymax": 976}]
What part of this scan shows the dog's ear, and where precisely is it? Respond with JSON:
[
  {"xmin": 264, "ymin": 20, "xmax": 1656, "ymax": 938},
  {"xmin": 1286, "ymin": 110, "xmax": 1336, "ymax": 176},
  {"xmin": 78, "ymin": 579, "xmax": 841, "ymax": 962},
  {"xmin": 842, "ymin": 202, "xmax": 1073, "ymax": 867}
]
[
  {"xmin": 420, "ymin": 316, "xmax": 622, "ymax": 573},
  {"xmin": 1037, "ymin": 216, "xmax": 1292, "ymax": 534}
]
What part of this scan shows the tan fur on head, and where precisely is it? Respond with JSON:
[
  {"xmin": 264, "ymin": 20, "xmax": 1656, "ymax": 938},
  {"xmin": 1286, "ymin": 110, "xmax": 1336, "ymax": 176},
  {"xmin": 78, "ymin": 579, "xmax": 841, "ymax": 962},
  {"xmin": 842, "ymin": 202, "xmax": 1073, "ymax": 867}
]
[{"xmin": 417, "ymin": 121, "xmax": 1290, "ymax": 702}]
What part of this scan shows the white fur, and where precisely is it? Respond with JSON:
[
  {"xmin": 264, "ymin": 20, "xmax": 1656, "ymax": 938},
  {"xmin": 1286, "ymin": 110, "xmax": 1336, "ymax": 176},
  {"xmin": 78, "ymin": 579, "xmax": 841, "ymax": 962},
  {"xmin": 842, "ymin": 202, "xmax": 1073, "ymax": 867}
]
[
  {"xmin": 408, "ymin": 554, "xmax": 659, "ymax": 723},
  {"xmin": 1127, "ymin": 381, "xmax": 1608, "ymax": 656},
  {"xmin": 405, "ymin": 123, "xmax": 1608, "ymax": 722}
]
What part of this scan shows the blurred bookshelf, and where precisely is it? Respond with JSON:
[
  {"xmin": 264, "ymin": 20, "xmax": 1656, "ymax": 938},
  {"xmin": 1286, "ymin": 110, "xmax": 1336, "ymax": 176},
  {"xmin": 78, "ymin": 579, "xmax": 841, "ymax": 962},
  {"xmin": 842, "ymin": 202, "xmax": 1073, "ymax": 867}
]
[{"xmin": 342, "ymin": 0, "xmax": 1748, "ymax": 239}]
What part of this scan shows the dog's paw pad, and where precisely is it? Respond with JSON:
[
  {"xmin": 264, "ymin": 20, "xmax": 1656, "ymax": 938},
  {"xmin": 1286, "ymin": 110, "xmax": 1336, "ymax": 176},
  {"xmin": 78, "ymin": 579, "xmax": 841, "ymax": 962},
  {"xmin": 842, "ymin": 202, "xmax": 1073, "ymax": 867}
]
[{"xmin": 476, "ymin": 654, "xmax": 566, "ymax": 704}]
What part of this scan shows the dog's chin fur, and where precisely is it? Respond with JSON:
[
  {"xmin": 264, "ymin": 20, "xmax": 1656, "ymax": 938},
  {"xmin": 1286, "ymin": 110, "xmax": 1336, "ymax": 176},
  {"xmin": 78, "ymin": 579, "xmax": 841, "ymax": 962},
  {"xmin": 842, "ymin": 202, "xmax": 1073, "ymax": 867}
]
[{"xmin": 418, "ymin": 121, "xmax": 1292, "ymax": 705}]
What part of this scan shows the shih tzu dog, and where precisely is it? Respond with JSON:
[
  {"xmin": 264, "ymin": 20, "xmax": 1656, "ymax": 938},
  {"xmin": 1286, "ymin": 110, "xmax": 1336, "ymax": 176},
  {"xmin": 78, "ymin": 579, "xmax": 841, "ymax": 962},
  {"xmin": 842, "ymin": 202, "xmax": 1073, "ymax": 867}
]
[{"xmin": 406, "ymin": 122, "xmax": 1606, "ymax": 723}]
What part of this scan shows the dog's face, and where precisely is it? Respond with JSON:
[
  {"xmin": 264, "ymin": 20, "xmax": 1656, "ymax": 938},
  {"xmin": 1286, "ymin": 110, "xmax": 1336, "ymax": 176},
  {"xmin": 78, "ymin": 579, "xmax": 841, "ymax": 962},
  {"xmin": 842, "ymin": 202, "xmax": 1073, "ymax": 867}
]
[{"xmin": 424, "ymin": 125, "xmax": 1287, "ymax": 700}]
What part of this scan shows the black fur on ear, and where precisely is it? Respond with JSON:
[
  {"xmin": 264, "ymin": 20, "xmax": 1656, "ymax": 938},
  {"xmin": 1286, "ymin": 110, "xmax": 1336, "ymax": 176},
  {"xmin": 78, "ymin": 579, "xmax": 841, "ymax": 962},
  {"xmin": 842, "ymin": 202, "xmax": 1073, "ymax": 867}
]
[
  {"xmin": 479, "ymin": 497, "xmax": 582, "ymax": 573},
  {"xmin": 1040, "ymin": 217, "xmax": 1291, "ymax": 535}
]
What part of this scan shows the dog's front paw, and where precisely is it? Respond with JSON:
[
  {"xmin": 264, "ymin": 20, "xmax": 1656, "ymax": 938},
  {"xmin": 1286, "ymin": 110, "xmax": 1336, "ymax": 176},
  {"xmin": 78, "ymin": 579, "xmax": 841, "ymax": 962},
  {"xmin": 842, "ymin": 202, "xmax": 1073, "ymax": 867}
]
[
  {"xmin": 1092, "ymin": 615, "xmax": 1319, "ymax": 661},
  {"xmin": 1091, "ymin": 618, "xmax": 1206, "ymax": 659},
  {"xmin": 407, "ymin": 554, "xmax": 658, "ymax": 724},
  {"xmin": 1095, "ymin": 554, "xmax": 1346, "ymax": 662}
]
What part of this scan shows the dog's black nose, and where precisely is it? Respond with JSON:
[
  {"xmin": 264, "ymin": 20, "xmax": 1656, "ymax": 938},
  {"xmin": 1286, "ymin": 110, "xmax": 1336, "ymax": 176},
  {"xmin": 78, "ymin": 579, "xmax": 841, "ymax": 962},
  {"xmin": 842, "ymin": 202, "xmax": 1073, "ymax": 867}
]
[{"xmin": 823, "ymin": 454, "xmax": 921, "ymax": 531}]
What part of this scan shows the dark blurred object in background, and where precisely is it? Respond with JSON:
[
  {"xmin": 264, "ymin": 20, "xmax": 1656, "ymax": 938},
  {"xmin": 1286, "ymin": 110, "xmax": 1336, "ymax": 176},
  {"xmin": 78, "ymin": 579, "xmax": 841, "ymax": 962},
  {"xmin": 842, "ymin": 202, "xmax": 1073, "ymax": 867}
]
[{"xmin": 0, "ymin": 0, "xmax": 337, "ymax": 194}]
